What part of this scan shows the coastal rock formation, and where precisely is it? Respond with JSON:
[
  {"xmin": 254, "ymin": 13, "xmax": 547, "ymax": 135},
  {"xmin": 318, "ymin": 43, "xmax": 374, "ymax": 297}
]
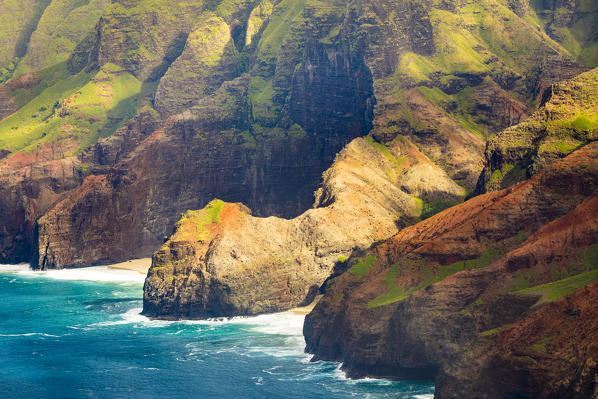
[
  {"xmin": 143, "ymin": 135, "xmax": 465, "ymax": 318},
  {"xmin": 476, "ymin": 68, "xmax": 598, "ymax": 194},
  {"xmin": 0, "ymin": 157, "xmax": 80, "ymax": 262},
  {"xmin": 304, "ymin": 140, "xmax": 598, "ymax": 398}
]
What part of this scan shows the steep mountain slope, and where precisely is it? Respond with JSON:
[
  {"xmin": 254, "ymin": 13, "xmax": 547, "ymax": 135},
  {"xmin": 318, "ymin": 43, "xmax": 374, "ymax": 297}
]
[
  {"xmin": 0, "ymin": 0, "xmax": 595, "ymax": 267},
  {"xmin": 0, "ymin": 0, "xmax": 49, "ymax": 81},
  {"xmin": 476, "ymin": 67, "xmax": 598, "ymax": 193},
  {"xmin": 304, "ymin": 71, "xmax": 598, "ymax": 397},
  {"xmin": 531, "ymin": 0, "xmax": 598, "ymax": 67}
]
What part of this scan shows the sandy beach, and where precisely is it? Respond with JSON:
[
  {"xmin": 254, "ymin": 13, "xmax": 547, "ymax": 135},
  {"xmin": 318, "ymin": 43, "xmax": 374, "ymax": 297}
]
[
  {"xmin": 290, "ymin": 295, "xmax": 322, "ymax": 315},
  {"xmin": 107, "ymin": 258, "xmax": 152, "ymax": 275}
]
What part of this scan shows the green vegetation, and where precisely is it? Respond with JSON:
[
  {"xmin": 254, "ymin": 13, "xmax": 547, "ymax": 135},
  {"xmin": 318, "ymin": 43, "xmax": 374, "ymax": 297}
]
[
  {"xmin": 512, "ymin": 245, "xmax": 598, "ymax": 302},
  {"xmin": 411, "ymin": 196, "xmax": 424, "ymax": 218},
  {"xmin": 248, "ymin": 0, "xmax": 306, "ymax": 127},
  {"xmin": 175, "ymin": 200, "xmax": 226, "ymax": 242},
  {"xmin": 480, "ymin": 327, "xmax": 505, "ymax": 337},
  {"xmin": 417, "ymin": 86, "xmax": 488, "ymax": 139},
  {"xmin": 489, "ymin": 162, "xmax": 527, "ymax": 188},
  {"xmin": 0, "ymin": 0, "xmax": 50, "ymax": 70},
  {"xmin": 348, "ymin": 256, "xmax": 377, "ymax": 279},
  {"xmin": 365, "ymin": 136, "xmax": 407, "ymax": 168},
  {"xmin": 420, "ymin": 200, "xmax": 459, "ymax": 220},
  {"xmin": 0, "ymin": 62, "xmax": 154, "ymax": 155},
  {"xmin": 530, "ymin": 336, "xmax": 554, "ymax": 352},
  {"xmin": 530, "ymin": 0, "xmax": 598, "ymax": 67},
  {"xmin": 571, "ymin": 115, "xmax": 595, "ymax": 132},
  {"xmin": 516, "ymin": 231, "xmax": 528, "ymax": 243},
  {"xmin": 369, "ymin": 247, "xmax": 503, "ymax": 307},
  {"xmin": 13, "ymin": 0, "xmax": 109, "ymax": 76},
  {"xmin": 248, "ymin": 76, "xmax": 278, "ymax": 126},
  {"xmin": 0, "ymin": 57, "xmax": 20, "ymax": 84},
  {"xmin": 516, "ymin": 269, "xmax": 598, "ymax": 304}
]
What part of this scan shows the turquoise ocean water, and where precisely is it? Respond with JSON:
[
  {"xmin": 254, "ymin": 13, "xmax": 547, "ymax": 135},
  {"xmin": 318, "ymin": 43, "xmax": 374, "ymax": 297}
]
[{"xmin": 0, "ymin": 264, "xmax": 434, "ymax": 398}]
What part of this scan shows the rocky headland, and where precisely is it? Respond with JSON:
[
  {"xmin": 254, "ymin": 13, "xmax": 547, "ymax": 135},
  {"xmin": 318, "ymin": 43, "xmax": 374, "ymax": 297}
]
[{"xmin": 143, "ymin": 134, "xmax": 464, "ymax": 318}]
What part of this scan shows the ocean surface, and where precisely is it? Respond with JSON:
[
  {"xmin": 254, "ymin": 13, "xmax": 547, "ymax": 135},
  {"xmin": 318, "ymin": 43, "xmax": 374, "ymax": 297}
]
[{"xmin": 0, "ymin": 264, "xmax": 434, "ymax": 399}]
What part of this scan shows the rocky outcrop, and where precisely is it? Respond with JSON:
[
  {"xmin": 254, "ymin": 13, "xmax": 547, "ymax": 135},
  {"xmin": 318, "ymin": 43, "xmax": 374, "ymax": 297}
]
[
  {"xmin": 476, "ymin": 68, "xmax": 598, "ymax": 194},
  {"xmin": 0, "ymin": 106, "xmax": 160, "ymax": 264},
  {"xmin": 0, "ymin": 156, "xmax": 80, "ymax": 263},
  {"xmin": 96, "ymin": 1, "xmax": 205, "ymax": 82},
  {"xmin": 143, "ymin": 134, "xmax": 465, "ymax": 318},
  {"xmin": 245, "ymin": 0, "xmax": 273, "ymax": 47},
  {"xmin": 304, "ymin": 142, "xmax": 598, "ymax": 397}
]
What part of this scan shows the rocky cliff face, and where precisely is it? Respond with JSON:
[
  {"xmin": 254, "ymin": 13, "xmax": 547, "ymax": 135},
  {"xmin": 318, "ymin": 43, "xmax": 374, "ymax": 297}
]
[
  {"xmin": 142, "ymin": 134, "xmax": 465, "ymax": 318},
  {"xmin": 304, "ymin": 127, "xmax": 598, "ymax": 397},
  {"xmin": 476, "ymin": 67, "xmax": 598, "ymax": 194},
  {"xmin": 0, "ymin": 0, "xmax": 595, "ymax": 269}
]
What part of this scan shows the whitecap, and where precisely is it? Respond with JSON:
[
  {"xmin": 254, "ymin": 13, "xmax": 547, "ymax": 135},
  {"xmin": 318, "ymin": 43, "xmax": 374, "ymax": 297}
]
[
  {"xmin": 331, "ymin": 364, "xmax": 395, "ymax": 386},
  {"xmin": 263, "ymin": 366, "xmax": 282, "ymax": 375},
  {"xmin": 244, "ymin": 312, "xmax": 305, "ymax": 337},
  {"xmin": 413, "ymin": 395, "xmax": 434, "ymax": 399},
  {"xmin": 0, "ymin": 332, "xmax": 59, "ymax": 337},
  {"xmin": 253, "ymin": 376, "xmax": 264, "ymax": 386}
]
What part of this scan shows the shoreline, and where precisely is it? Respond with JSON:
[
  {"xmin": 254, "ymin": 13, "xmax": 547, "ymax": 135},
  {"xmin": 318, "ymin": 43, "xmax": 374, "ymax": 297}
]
[{"xmin": 107, "ymin": 258, "xmax": 152, "ymax": 275}]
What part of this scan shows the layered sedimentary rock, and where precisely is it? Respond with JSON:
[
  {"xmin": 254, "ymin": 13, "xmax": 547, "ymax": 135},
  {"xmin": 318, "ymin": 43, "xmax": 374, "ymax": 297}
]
[
  {"xmin": 304, "ymin": 140, "xmax": 598, "ymax": 398},
  {"xmin": 143, "ymin": 134, "xmax": 465, "ymax": 318},
  {"xmin": 476, "ymin": 68, "xmax": 598, "ymax": 194}
]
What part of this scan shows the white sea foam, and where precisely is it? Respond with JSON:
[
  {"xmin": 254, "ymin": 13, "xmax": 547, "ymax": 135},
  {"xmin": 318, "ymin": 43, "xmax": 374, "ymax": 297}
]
[
  {"xmin": 93, "ymin": 308, "xmax": 308, "ymax": 358},
  {"xmin": 0, "ymin": 264, "xmax": 31, "ymax": 273},
  {"xmin": 413, "ymin": 395, "xmax": 434, "ymax": 399},
  {"xmin": 0, "ymin": 264, "xmax": 145, "ymax": 283},
  {"xmin": 93, "ymin": 307, "xmax": 307, "ymax": 336},
  {"xmin": 246, "ymin": 312, "xmax": 305, "ymax": 337},
  {"xmin": 0, "ymin": 332, "xmax": 59, "ymax": 337},
  {"xmin": 331, "ymin": 364, "xmax": 396, "ymax": 386}
]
